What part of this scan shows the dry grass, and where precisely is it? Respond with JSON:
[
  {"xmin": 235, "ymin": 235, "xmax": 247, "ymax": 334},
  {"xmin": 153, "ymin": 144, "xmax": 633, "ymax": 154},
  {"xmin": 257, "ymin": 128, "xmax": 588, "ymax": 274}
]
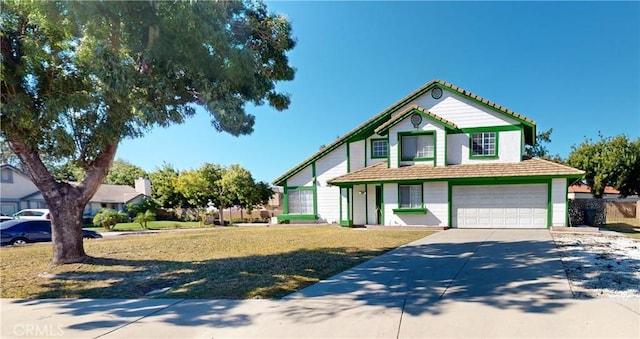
[
  {"xmin": 603, "ymin": 218, "xmax": 640, "ymax": 240},
  {"xmin": 0, "ymin": 226, "xmax": 432, "ymax": 299}
]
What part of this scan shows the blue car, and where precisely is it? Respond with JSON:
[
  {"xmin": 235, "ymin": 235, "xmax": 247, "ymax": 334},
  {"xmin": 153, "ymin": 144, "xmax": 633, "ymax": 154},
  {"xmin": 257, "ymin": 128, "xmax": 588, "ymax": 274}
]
[{"xmin": 0, "ymin": 219, "xmax": 102, "ymax": 246}]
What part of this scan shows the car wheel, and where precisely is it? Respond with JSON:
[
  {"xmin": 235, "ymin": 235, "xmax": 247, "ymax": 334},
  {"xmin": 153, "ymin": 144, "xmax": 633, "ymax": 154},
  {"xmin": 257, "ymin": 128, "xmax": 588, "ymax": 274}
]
[
  {"xmin": 10, "ymin": 238, "xmax": 28, "ymax": 246},
  {"xmin": 83, "ymin": 235, "xmax": 95, "ymax": 239}
]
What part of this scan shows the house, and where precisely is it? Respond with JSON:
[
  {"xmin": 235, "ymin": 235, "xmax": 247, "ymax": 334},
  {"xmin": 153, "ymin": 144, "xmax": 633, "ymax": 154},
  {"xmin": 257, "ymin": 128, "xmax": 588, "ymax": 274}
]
[
  {"xmin": 568, "ymin": 184, "xmax": 639, "ymax": 201},
  {"xmin": 273, "ymin": 80, "xmax": 584, "ymax": 228},
  {"xmin": 0, "ymin": 164, "xmax": 151, "ymax": 217}
]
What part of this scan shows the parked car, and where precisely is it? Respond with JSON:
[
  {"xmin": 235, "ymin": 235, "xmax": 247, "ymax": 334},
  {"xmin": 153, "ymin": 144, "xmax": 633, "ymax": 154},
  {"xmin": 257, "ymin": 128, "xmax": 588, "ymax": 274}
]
[
  {"xmin": 0, "ymin": 214, "xmax": 13, "ymax": 223},
  {"xmin": 13, "ymin": 209, "xmax": 51, "ymax": 220},
  {"xmin": 0, "ymin": 219, "xmax": 102, "ymax": 246}
]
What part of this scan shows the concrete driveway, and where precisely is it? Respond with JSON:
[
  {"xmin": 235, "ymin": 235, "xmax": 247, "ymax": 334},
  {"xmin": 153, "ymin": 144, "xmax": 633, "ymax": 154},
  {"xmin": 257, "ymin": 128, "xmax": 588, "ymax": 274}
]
[{"xmin": 2, "ymin": 229, "xmax": 638, "ymax": 338}]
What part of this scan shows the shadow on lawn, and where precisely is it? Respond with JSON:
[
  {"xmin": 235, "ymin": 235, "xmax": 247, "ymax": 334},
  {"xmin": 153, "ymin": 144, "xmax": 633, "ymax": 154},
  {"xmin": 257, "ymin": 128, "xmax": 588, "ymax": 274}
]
[{"xmin": 12, "ymin": 233, "xmax": 637, "ymax": 331}]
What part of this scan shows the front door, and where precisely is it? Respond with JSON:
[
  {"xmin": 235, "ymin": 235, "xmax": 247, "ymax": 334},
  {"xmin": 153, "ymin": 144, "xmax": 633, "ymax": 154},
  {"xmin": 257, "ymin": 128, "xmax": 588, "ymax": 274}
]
[{"xmin": 375, "ymin": 185, "xmax": 382, "ymax": 225}]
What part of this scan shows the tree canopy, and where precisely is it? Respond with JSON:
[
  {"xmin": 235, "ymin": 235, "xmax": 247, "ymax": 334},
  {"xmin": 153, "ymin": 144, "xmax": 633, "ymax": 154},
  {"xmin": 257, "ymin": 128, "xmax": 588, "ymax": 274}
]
[
  {"xmin": 567, "ymin": 135, "xmax": 640, "ymax": 198},
  {"xmin": 0, "ymin": 0, "xmax": 295, "ymax": 264},
  {"xmin": 103, "ymin": 159, "xmax": 147, "ymax": 186}
]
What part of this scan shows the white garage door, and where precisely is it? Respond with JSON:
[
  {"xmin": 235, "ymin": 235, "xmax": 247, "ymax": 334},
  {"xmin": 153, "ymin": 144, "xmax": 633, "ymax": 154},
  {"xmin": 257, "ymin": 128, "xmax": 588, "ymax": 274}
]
[{"xmin": 452, "ymin": 184, "xmax": 547, "ymax": 228}]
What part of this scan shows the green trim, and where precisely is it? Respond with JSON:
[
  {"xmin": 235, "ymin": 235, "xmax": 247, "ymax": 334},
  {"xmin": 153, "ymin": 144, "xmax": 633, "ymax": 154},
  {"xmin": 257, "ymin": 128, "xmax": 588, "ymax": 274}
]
[
  {"xmin": 565, "ymin": 178, "xmax": 570, "ymax": 226},
  {"xmin": 278, "ymin": 214, "xmax": 318, "ymax": 222},
  {"xmin": 339, "ymin": 187, "xmax": 343, "ymax": 224},
  {"xmin": 393, "ymin": 208, "xmax": 427, "ymax": 215},
  {"xmin": 283, "ymin": 182, "xmax": 289, "ymax": 214},
  {"xmin": 365, "ymin": 185, "xmax": 369, "ymax": 224},
  {"xmin": 346, "ymin": 142, "xmax": 350, "ymax": 173},
  {"xmin": 469, "ymin": 130, "xmax": 499, "ymax": 159},
  {"xmin": 364, "ymin": 137, "xmax": 368, "ymax": 167},
  {"xmin": 370, "ymin": 138, "xmax": 389, "ymax": 159},
  {"xmin": 380, "ymin": 184, "xmax": 385, "ymax": 225},
  {"xmin": 398, "ymin": 131, "xmax": 436, "ymax": 165},
  {"xmin": 520, "ymin": 129, "xmax": 524, "ymax": 161},
  {"xmin": 339, "ymin": 187, "xmax": 353, "ymax": 226},
  {"xmin": 312, "ymin": 162, "xmax": 318, "ymax": 216},
  {"xmin": 350, "ymin": 187, "xmax": 354, "ymax": 224},
  {"xmin": 455, "ymin": 125, "xmax": 522, "ymax": 134},
  {"xmin": 547, "ymin": 181, "xmax": 552, "ymax": 229},
  {"xmin": 375, "ymin": 108, "xmax": 458, "ymax": 135},
  {"xmin": 330, "ymin": 173, "xmax": 583, "ymax": 187},
  {"xmin": 443, "ymin": 129, "xmax": 447, "ymax": 166}
]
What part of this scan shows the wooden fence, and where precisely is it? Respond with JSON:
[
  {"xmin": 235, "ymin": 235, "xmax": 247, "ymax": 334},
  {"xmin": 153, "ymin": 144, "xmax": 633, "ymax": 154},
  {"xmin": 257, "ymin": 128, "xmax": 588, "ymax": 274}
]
[{"xmin": 606, "ymin": 201, "xmax": 637, "ymax": 220}]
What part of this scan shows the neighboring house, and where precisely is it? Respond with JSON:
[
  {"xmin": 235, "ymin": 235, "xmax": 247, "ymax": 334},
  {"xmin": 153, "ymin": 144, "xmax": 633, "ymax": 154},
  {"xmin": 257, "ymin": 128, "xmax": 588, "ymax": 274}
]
[
  {"xmin": 273, "ymin": 79, "xmax": 584, "ymax": 228},
  {"xmin": 267, "ymin": 186, "xmax": 284, "ymax": 210},
  {"xmin": 568, "ymin": 184, "xmax": 639, "ymax": 201},
  {"xmin": 0, "ymin": 164, "xmax": 151, "ymax": 217}
]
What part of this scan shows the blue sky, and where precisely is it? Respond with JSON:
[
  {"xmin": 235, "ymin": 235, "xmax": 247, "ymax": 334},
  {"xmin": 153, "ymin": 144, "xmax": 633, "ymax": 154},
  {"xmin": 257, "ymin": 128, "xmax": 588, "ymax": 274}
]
[{"xmin": 116, "ymin": 1, "xmax": 640, "ymax": 184}]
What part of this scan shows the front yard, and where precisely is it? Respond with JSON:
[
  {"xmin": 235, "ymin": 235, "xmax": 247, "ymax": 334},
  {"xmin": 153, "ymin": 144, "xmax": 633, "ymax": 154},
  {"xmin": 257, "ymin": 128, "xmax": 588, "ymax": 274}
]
[{"xmin": 0, "ymin": 226, "xmax": 432, "ymax": 299}]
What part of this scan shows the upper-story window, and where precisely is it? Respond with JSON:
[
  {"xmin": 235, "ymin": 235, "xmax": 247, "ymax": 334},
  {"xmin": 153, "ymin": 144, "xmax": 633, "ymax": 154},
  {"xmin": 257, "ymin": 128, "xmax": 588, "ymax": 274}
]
[
  {"xmin": 471, "ymin": 132, "xmax": 497, "ymax": 157},
  {"xmin": 1, "ymin": 168, "xmax": 13, "ymax": 183},
  {"xmin": 400, "ymin": 133, "xmax": 434, "ymax": 161},
  {"xmin": 371, "ymin": 139, "xmax": 388, "ymax": 158}
]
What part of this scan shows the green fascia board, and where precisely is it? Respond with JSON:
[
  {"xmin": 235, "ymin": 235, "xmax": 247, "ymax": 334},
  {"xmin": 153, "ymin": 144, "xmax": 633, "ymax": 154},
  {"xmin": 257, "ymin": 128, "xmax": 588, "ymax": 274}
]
[
  {"xmin": 330, "ymin": 174, "xmax": 583, "ymax": 187},
  {"xmin": 376, "ymin": 108, "xmax": 459, "ymax": 136},
  {"xmin": 392, "ymin": 208, "xmax": 428, "ymax": 215},
  {"xmin": 278, "ymin": 214, "xmax": 318, "ymax": 222},
  {"xmin": 273, "ymin": 80, "xmax": 537, "ymax": 185}
]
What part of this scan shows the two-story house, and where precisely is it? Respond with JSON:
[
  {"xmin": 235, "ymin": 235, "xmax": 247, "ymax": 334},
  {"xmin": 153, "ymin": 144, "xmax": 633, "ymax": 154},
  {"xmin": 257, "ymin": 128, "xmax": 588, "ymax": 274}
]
[{"xmin": 273, "ymin": 80, "xmax": 584, "ymax": 228}]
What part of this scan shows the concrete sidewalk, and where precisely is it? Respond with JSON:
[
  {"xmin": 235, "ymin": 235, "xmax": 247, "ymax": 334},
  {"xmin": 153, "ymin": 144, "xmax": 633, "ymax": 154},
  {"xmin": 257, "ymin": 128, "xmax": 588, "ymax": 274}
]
[{"xmin": 2, "ymin": 229, "xmax": 639, "ymax": 338}]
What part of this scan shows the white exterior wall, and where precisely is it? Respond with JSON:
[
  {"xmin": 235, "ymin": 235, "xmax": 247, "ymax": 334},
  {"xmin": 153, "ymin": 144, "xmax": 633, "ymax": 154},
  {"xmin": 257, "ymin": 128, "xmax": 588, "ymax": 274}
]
[
  {"xmin": 383, "ymin": 183, "xmax": 398, "ymax": 226},
  {"xmin": 388, "ymin": 119, "xmax": 445, "ymax": 168},
  {"xmin": 447, "ymin": 130, "xmax": 521, "ymax": 165},
  {"xmin": 349, "ymin": 140, "xmax": 365, "ymax": 172},
  {"xmin": 424, "ymin": 182, "xmax": 448, "ymax": 226},
  {"xmin": 366, "ymin": 184, "xmax": 377, "ymax": 224},
  {"xmin": 0, "ymin": 171, "xmax": 38, "ymax": 199},
  {"xmin": 552, "ymin": 178, "xmax": 567, "ymax": 226},
  {"xmin": 316, "ymin": 144, "xmax": 348, "ymax": 223},
  {"xmin": 413, "ymin": 90, "xmax": 518, "ymax": 128},
  {"xmin": 287, "ymin": 165, "xmax": 313, "ymax": 186},
  {"xmin": 353, "ymin": 184, "xmax": 367, "ymax": 224}
]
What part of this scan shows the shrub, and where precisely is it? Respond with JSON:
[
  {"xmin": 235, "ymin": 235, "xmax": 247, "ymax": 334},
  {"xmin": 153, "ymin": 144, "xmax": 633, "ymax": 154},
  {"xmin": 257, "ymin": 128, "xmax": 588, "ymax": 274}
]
[
  {"xmin": 134, "ymin": 210, "xmax": 156, "ymax": 230},
  {"xmin": 93, "ymin": 209, "xmax": 128, "ymax": 230}
]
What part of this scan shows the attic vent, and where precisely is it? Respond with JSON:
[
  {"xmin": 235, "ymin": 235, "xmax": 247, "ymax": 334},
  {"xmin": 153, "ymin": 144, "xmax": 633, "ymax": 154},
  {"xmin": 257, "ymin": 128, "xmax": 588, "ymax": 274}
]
[
  {"xmin": 431, "ymin": 87, "xmax": 443, "ymax": 99},
  {"xmin": 410, "ymin": 113, "xmax": 422, "ymax": 129}
]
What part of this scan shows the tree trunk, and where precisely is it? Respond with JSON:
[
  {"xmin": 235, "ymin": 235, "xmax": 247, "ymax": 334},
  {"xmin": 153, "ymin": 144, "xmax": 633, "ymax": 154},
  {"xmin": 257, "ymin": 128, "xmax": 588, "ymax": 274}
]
[{"xmin": 8, "ymin": 140, "xmax": 117, "ymax": 264}]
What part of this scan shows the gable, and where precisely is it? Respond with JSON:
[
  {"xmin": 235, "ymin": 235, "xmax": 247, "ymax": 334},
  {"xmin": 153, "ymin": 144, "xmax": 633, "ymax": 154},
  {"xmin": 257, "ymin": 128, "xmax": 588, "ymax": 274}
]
[{"xmin": 273, "ymin": 79, "xmax": 537, "ymax": 186}]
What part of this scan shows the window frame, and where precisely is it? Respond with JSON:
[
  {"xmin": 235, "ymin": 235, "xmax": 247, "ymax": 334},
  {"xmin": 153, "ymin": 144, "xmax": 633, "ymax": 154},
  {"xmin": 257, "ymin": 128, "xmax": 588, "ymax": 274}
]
[
  {"xmin": 393, "ymin": 183, "xmax": 427, "ymax": 215},
  {"xmin": 370, "ymin": 138, "xmax": 389, "ymax": 159},
  {"xmin": 398, "ymin": 131, "xmax": 435, "ymax": 163},
  {"xmin": 469, "ymin": 131, "xmax": 499, "ymax": 159},
  {"xmin": 287, "ymin": 188, "xmax": 315, "ymax": 215}
]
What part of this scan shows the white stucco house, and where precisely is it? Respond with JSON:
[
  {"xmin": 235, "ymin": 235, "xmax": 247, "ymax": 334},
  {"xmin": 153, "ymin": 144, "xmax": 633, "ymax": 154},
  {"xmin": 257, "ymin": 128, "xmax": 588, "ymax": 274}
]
[
  {"xmin": 273, "ymin": 80, "xmax": 584, "ymax": 228},
  {"xmin": 0, "ymin": 164, "xmax": 151, "ymax": 217}
]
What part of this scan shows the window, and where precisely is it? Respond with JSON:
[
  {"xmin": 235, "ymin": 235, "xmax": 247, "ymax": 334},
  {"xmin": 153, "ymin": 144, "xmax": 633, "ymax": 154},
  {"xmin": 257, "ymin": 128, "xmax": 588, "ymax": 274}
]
[
  {"xmin": 401, "ymin": 134, "xmax": 434, "ymax": 161},
  {"xmin": 371, "ymin": 139, "xmax": 388, "ymax": 158},
  {"xmin": 471, "ymin": 132, "xmax": 497, "ymax": 157},
  {"xmin": 399, "ymin": 185, "xmax": 422, "ymax": 208},
  {"xmin": 288, "ymin": 189, "xmax": 314, "ymax": 214},
  {"xmin": 1, "ymin": 169, "xmax": 13, "ymax": 183}
]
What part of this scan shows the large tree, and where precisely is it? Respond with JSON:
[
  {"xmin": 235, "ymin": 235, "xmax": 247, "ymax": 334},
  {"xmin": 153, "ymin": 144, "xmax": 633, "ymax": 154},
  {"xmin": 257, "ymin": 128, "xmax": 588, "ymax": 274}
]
[
  {"xmin": 1, "ymin": 1, "xmax": 295, "ymax": 264},
  {"xmin": 567, "ymin": 135, "xmax": 640, "ymax": 198},
  {"xmin": 148, "ymin": 163, "xmax": 188, "ymax": 209}
]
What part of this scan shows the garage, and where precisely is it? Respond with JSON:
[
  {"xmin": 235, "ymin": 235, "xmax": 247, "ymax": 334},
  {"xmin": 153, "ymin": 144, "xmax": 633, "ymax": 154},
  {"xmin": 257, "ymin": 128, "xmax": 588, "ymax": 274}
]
[{"xmin": 452, "ymin": 184, "xmax": 548, "ymax": 228}]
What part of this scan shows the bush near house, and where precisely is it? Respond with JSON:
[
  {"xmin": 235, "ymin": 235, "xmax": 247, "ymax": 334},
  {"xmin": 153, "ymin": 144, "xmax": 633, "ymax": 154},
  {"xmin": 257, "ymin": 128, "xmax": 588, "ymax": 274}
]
[{"xmin": 93, "ymin": 209, "xmax": 129, "ymax": 230}]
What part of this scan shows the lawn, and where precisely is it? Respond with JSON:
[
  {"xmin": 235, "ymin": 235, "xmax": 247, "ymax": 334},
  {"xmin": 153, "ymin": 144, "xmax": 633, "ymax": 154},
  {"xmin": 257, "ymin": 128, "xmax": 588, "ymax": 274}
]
[
  {"xmin": 85, "ymin": 220, "xmax": 203, "ymax": 232},
  {"xmin": 602, "ymin": 218, "xmax": 640, "ymax": 240},
  {"xmin": 0, "ymin": 226, "xmax": 433, "ymax": 299}
]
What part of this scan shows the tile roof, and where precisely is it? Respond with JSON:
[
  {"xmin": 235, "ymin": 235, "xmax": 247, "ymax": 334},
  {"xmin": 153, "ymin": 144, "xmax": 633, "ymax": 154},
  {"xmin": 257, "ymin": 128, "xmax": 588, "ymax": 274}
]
[
  {"xmin": 568, "ymin": 184, "xmax": 620, "ymax": 194},
  {"xmin": 89, "ymin": 184, "xmax": 143, "ymax": 203},
  {"xmin": 328, "ymin": 157, "xmax": 584, "ymax": 184},
  {"xmin": 374, "ymin": 105, "xmax": 458, "ymax": 135},
  {"xmin": 273, "ymin": 79, "xmax": 537, "ymax": 186}
]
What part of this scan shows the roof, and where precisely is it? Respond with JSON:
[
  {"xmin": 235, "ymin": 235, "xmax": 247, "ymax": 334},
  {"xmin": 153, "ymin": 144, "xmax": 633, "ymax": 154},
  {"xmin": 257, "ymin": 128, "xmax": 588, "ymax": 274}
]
[
  {"xmin": 328, "ymin": 157, "xmax": 584, "ymax": 185},
  {"xmin": 374, "ymin": 105, "xmax": 459, "ymax": 135},
  {"xmin": 273, "ymin": 79, "xmax": 537, "ymax": 186},
  {"xmin": 89, "ymin": 184, "xmax": 145, "ymax": 203},
  {"xmin": 568, "ymin": 184, "xmax": 620, "ymax": 194}
]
